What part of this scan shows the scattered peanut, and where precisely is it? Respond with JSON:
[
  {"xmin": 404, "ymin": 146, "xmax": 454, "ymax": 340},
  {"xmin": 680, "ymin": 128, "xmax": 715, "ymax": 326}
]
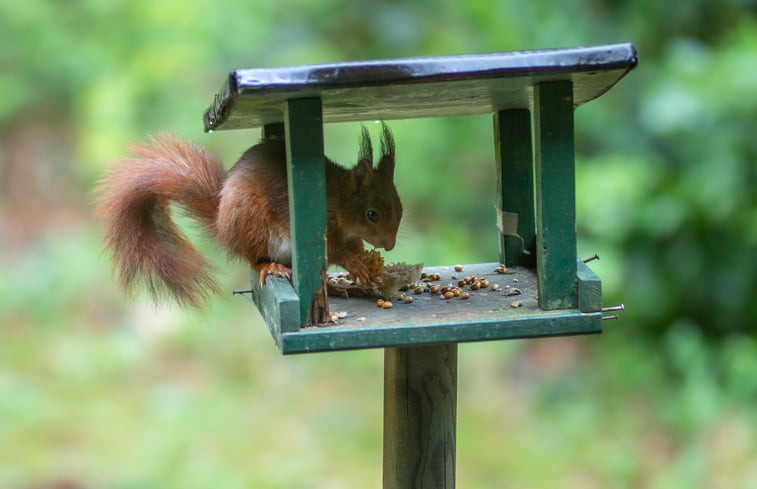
[{"xmin": 360, "ymin": 264, "xmax": 525, "ymax": 314}]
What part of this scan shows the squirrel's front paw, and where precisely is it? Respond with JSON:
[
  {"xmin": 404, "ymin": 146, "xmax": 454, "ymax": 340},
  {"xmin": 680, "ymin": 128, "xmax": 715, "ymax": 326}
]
[{"xmin": 345, "ymin": 258, "xmax": 371, "ymax": 285}]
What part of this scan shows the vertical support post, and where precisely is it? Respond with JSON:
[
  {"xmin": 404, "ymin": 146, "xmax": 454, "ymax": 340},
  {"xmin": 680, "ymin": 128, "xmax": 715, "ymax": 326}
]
[
  {"xmin": 383, "ymin": 344, "xmax": 457, "ymax": 489},
  {"xmin": 493, "ymin": 109, "xmax": 536, "ymax": 268},
  {"xmin": 262, "ymin": 122, "xmax": 285, "ymax": 139},
  {"xmin": 284, "ymin": 98, "xmax": 328, "ymax": 325},
  {"xmin": 532, "ymin": 80, "xmax": 578, "ymax": 310}
]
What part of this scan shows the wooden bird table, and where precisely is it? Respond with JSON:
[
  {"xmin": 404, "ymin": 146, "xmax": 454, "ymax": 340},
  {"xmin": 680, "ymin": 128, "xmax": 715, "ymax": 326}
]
[{"xmin": 204, "ymin": 43, "xmax": 637, "ymax": 488}]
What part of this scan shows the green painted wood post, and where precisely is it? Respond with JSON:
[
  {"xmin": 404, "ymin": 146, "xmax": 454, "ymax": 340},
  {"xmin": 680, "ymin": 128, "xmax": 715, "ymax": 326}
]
[
  {"xmin": 284, "ymin": 98, "xmax": 328, "ymax": 326},
  {"xmin": 494, "ymin": 109, "xmax": 536, "ymax": 268},
  {"xmin": 532, "ymin": 81, "xmax": 578, "ymax": 310},
  {"xmin": 262, "ymin": 122, "xmax": 285, "ymax": 139},
  {"xmin": 383, "ymin": 344, "xmax": 457, "ymax": 489}
]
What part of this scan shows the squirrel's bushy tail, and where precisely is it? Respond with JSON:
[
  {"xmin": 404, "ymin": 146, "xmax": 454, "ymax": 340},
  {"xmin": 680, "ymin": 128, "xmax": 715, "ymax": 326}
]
[{"xmin": 95, "ymin": 134, "xmax": 225, "ymax": 307}]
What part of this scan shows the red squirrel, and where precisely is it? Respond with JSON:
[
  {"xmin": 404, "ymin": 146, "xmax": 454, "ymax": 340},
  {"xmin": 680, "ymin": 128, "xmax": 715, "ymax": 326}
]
[{"xmin": 96, "ymin": 123, "xmax": 402, "ymax": 307}]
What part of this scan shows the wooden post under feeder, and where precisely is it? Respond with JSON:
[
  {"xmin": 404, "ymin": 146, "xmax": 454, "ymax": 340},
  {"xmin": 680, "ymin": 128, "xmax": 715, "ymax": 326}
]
[{"xmin": 204, "ymin": 43, "xmax": 637, "ymax": 488}]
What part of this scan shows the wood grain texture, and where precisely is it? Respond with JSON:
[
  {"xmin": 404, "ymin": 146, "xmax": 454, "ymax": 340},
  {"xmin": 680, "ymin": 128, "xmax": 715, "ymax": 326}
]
[{"xmin": 384, "ymin": 344, "xmax": 457, "ymax": 489}]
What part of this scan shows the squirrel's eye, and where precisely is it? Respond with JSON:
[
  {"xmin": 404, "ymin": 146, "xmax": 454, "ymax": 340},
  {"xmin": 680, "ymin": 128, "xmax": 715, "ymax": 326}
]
[{"xmin": 366, "ymin": 210, "xmax": 379, "ymax": 223}]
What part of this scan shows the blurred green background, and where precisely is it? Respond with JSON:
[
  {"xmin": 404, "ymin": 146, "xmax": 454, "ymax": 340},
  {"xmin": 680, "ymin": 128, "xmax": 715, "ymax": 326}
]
[{"xmin": 1, "ymin": 0, "xmax": 756, "ymax": 487}]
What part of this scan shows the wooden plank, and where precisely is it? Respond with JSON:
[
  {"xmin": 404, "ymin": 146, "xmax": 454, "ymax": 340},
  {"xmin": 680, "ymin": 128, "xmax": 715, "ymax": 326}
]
[
  {"xmin": 533, "ymin": 81, "xmax": 578, "ymax": 310},
  {"xmin": 270, "ymin": 263, "xmax": 601, "ymax": 354},
  {"xmin": 384, "ymin": 344, "xmax": 457, "ymax": 489},
  {"xmin": 281, "ymin": 310, "xmax": 601, "ymax": 354},
  {"xmin": 493, "ymin": 109, "xmax": 535, "ymax": 268},
  {"xmin": 249, "ymin": 274, "xmax": 300, "ymax": 342},
  {"xmin": 284, "ymin": 98, "xmax": 328, "ymax": 326},
  {"xmin": 204, "ymin": 43, "xmax": 638, "ymax": 130},
  {"xmin": 248, "ymin": 264, "xmax": 602, "ymax": 354},
  {"xmin": 577, "ymin": 260, "xmax": 602, "ymax": 313}
]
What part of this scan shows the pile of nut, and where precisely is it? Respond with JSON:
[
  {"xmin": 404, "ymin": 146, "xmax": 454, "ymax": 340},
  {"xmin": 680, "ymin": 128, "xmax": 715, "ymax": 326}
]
[
  {"xmin": 375, "ymin": 264, "xmax": 524, "ymax": 310},
  {"xmin": 357, "ymin": 249, "xmax": 385, "ymax": 283}
]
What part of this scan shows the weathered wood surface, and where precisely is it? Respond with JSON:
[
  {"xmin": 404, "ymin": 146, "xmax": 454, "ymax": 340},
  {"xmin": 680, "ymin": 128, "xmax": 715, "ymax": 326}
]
[
  {"xmin": 204, "ymin": 43, "xmax": 637, "ymax": 130},
  {"xmin": 248, "ymin": 263, "xmax": 602, "ymax": 354},
  {"xmin": 383, "ymin": 345, "xmax": 457, "ymax": 489}
]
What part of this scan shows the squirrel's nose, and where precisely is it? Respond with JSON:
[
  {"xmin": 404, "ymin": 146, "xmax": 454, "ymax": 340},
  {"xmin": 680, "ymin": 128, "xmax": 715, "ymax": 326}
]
[{"xmin": 383, "ymin": 236, "xmax": 396, "ymax": 251}]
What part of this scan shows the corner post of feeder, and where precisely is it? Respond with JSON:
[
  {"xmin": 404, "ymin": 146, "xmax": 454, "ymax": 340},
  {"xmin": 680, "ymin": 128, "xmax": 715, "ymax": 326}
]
[
  {"xmin": 493, "ymin": 109, "xmax": 536, "ymax": 268},
  {"xmin": 532, "ymin": 80, "xmax": 578, "ymax": 310},
  {"xmin": 284, "ymin": 98, "xmax": 329, "ymax": 326},
  {"xmin": 383, "ymin": 344, "xmax": 457, "ymax": 489},
  {"xmin": 262, "ymin": 122, "xmax": 285, "ymax": 139}
]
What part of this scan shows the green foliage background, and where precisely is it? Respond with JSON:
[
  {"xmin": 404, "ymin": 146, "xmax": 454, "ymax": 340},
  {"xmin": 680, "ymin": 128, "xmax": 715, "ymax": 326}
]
[{"xmin": 1, "ymin": 0, "xmax": 755, "ymax": 487}]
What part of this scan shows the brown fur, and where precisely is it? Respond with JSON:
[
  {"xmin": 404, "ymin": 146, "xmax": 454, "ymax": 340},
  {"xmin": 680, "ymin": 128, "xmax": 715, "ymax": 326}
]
[
  {"xmin": 95, "ymin": 125, "xmax": 402, "ymax": 308},
  {"xmin": 95, "ymin": 134, "xmax": 224, "ymax": 307}
]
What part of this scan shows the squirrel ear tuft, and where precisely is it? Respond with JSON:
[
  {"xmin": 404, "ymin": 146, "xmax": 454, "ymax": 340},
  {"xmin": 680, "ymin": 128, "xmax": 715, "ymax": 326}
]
[
  {"xmin": 377, "ymin": 122, "xmax": 395, "ymax": 179},
  {"xmin": 358, "ymin": 125, "xmax": 373, "ymax": 165}
]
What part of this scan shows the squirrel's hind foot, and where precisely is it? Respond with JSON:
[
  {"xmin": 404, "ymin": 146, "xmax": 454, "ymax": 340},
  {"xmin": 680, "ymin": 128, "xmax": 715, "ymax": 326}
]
[{"xmin": 254, "ymin": 262, "xmax": 292, "ymax": 286}]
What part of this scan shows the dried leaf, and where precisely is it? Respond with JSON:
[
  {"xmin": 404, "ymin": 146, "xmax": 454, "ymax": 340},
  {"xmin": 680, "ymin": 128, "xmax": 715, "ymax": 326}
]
[{"xmin": 503, "ymin": 287, "xmax": 522, "ymax": 296}]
